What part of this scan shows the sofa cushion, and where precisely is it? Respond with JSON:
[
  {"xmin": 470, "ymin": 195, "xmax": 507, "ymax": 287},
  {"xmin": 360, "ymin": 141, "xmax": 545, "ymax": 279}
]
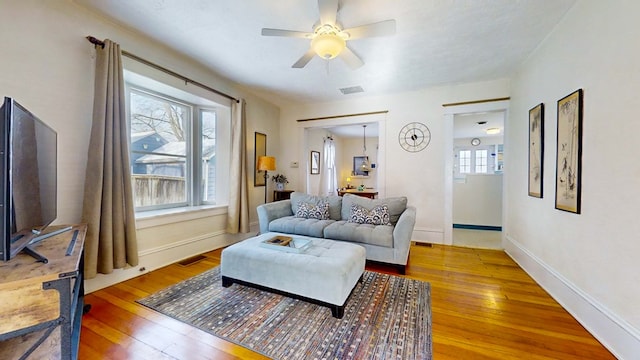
[
  {"xmin": 291, "ymin": 192, "xmax": 342, "ymax": 221},
  {"xmin": 341, "ymin": 194, "xmax": 407, "ymax": 225},
  {"xmin": 269, "ymin": 216, "xmax": 335, "ymax": 238},
  {"xmin": 323, "ymin": 221, "xmax": 394, "ymax": 248},
  {"xmin": 295, "ymin": 201, "xmax": 330, "ymax": 220},
  {"xmin": 348, "ymin": 204, "xmax": 391, "ymax": 226}
]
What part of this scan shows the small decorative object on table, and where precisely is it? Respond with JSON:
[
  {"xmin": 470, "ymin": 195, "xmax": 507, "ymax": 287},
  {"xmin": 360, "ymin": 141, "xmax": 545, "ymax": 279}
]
[
  {"xmin": 260, "ymin": 235, "xmax": 311, "ymax": 253},
  {"xmin": 271, "ymin": 173, "xmax": 288, "ymax": 191}
]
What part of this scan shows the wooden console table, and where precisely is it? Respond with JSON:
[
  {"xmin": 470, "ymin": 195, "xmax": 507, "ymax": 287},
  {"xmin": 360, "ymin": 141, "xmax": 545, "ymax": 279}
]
[
  {"xmin": 274, "ymin": 190, "xmax": 294, "ymax": 202},
  {"xmin": 0, "ymin": 224, "xmax": 86, "ymax": 360},
  {"xmin": 338, "ymin": 189, "xmax": 378, "ymax": 199}
]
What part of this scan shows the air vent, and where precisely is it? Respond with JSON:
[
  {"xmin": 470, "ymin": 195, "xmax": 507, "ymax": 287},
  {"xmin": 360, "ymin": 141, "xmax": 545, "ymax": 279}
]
[{"xmin": 339, "ymin": 86, "xmax": 364, "ymax": 95}]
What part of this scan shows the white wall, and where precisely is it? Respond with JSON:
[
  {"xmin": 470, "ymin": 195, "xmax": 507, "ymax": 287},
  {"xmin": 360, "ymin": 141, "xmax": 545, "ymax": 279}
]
[
  {"xmin": 505, "ymin": 1, "xmax": 640, "ymax": 358},
  {"xmin": 279, "ymin": 79, "xmax": 510, "ymax": 244},
  {"xmin": 453, "ymin": 174, "xmax": 502, "ymax": 226},
  {"xmin": 0, "ymin": 0, "xmax": 280, "ymax": 291}
]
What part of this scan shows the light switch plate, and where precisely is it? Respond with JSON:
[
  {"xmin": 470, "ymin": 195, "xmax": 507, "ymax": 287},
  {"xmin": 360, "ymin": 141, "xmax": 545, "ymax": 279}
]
[{"xmin": 290, "ymin": 161, "xmax": 299, "ymax": 168}]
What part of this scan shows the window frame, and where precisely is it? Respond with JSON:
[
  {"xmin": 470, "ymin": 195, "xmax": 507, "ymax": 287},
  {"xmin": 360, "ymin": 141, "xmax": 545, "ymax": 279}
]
[
  {"xmin": 126, "ymin": 84, "xmax": 219, "ymax": 212},
  {"xmin": 459, "ymin": 150, "xmax": 472, "ymax": 174},
  {"xmin": 475, "ymin": 149, "xmax": 488, "ymax": 174}
]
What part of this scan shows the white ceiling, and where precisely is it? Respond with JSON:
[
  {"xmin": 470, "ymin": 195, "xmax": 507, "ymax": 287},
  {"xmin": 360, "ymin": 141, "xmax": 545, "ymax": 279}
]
[
  {"xmin": 74, "ymin": 0, "xmax": 576, "ymax": 107},
  {"xmin": 454, "ymin": 111, "xmax": 505, "ymax": 139}
]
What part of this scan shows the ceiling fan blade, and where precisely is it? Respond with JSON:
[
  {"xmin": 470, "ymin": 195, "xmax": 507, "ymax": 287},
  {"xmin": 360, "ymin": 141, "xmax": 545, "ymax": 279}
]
[
  {"xmin": 292, "ymin": 48, "xmax": 316, "ymax": 68},
  {"xmin": 342, "ymin": 19, "xmax": 396, "ymax": 40},
  {"xmin": 340, "ymin": 47, "xmax": 364, "ymax": 69},
  {"xmin": 261, "ymin": 28, "xmax": 312, "ymax": 38},
  {"xmin": 318, "ymin": 0, "xmax": 338, "ymax": 25}
]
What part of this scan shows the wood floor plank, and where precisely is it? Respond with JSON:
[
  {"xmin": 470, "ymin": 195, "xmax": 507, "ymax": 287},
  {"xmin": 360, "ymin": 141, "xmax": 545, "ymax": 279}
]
[{"xmin": 79, "ymin": 243, "xmax": 615, "ymax": 359}]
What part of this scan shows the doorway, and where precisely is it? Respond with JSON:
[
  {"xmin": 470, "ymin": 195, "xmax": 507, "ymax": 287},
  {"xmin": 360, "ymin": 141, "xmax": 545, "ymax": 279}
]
[
  {"xmin": 452, "ymin": 111, "xmax": 504, "ymax": 249},
  {"xmin": 443, "ymin": 99, "xmax": 509, "ymax": 248},
  {"xmin": 297, "ymin": 112, "xmax": 387, "ymax": 197}
]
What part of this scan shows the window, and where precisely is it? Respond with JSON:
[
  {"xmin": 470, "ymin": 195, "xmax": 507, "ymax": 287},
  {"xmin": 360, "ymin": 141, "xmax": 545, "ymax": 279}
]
[
  {"xmin": 128, "ymin": 87, "xmax": 218, "ymax": 211},
  {"xmin": 475, "ymin": 149, "xmax": 488, "ymax": 173},
  {"xmin": 459, "ymin": 150, "xmax": 471, "ymax": 174}
]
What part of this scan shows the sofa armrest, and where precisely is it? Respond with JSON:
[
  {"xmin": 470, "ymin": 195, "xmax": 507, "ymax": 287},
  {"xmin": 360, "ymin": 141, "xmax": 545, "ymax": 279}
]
[
  {"xmin": 257, "ymin": 200, "xmax": 294, "ymax": 234},
  {"xmin": 392, "ymin": 206, "xmax": 417, "ymax": 264}
]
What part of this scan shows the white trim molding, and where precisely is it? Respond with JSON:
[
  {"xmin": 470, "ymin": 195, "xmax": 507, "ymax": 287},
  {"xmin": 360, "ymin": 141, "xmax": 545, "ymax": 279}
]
[
  {"xmin": 84, "ymin": 228, "xmax": 255, "ymax": 293},
  {"xmin": 411, "ymin": 227, "xmax": 444, "ymax": 244},
  {"xmin": 504, "ymin": 235, "xmax": 639, "ymax": 360}
]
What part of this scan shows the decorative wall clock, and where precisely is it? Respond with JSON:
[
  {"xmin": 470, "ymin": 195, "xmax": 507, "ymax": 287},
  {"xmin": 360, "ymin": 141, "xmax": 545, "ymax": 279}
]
[{"xmin": 398, "ymin": 122, "xmax": 431, "ymax": 152}]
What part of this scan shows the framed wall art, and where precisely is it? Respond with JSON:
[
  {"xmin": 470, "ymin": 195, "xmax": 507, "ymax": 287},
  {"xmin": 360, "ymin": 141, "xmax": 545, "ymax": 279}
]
[
  {"xmin": 353, "ymin": 156, "xmax": 369, "ymax": 176},
  {"xmin": 528, "ymin": 103, "xmax": 544, "ymax": 198},
  {"xmin": 310, "ymin": 151, "xmax": 320, "ymax": 175},
  {"xmin": 254, "ymin": 132, "xmax": 266, "ymax": 187},
  {"xmin": 555, "ymin": 89, "xmax": 583, "ymax": 213}
]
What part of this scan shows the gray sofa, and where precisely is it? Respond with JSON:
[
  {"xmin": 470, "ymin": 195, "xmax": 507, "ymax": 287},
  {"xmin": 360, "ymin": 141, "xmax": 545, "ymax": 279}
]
[{"xmin": 257, "ymin": 192, "xmax": 416, "ymax": 273}]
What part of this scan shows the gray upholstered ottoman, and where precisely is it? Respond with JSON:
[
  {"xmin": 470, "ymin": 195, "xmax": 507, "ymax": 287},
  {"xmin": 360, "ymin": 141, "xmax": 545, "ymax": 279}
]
[{"xmin": 220, "ymin": 232, "xmax": 365, "ymax": 318}]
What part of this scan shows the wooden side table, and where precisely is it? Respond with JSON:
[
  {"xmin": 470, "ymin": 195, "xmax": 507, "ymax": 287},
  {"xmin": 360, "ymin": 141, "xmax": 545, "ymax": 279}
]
[{"xmin": 273, "ymin": 190, "xmax": 294, "ymax": 202}]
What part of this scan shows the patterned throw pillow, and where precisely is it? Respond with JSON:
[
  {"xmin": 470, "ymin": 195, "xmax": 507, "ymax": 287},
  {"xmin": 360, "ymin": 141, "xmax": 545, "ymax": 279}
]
[
  {"xmin": 295, "ymin": 201, "xmax": 330, "ymax": 220},
  {"xmin": 348, "ymin": 204, "xmax": 391, "ymax": 226}
]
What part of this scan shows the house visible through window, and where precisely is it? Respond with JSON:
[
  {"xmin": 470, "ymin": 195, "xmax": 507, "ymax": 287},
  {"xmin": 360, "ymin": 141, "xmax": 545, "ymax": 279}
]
[{"xmin": 128, "ymin": 87, "xmax": 218, "ymax": 211}]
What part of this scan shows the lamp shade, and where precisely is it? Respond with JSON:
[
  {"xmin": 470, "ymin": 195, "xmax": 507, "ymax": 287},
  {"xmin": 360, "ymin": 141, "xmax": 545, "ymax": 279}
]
[
  {"xmin": 311, "ymin": 33, "xmax": 346, "ymax": 59},
  {"xmin": 257, "ymin": 156, "xmax": 276, "ymax": 171}
]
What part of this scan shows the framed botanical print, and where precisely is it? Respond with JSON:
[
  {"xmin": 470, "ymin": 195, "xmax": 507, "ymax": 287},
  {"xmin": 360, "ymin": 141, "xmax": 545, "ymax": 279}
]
[
  {"xmin": 555, "ymin": 89, "xmax": 583, "ymax": 213},
  {"xmin": 528, "ymin": 103, "xmax": 544, "ymax": 198}
]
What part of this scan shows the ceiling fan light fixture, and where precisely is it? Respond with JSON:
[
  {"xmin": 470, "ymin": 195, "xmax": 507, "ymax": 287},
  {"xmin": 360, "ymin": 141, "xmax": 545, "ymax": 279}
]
[{"xmin": 311, "ymin": 33, "xmax": 346, "ymax": 59}]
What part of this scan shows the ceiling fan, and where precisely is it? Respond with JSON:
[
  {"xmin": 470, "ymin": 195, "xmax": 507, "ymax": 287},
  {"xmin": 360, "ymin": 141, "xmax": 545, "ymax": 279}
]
[{"xmin": 261, "ymin": 0, "xmax": 396, "ymax": 69}]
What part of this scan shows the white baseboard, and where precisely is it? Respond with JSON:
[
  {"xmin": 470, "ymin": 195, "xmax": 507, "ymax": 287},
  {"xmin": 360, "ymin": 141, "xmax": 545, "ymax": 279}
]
[
  {"xmin": 84, "ymin": 230, "xmax": 253, "ymax": 294},
  {"xmin": 504, "ymin": 235, "xmax": 639, "ymax": 360},
  {"xmin": 411, "ymin": 227, "xmax": 444, "ymax": 244}
]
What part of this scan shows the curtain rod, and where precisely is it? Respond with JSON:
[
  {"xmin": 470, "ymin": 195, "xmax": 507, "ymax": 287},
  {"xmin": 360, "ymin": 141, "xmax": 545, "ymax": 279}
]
[
  {"xmin": 442, "ymin": 97, "xmax": 510, "ymax": 107},
  {"xmin": 297, "ymin": 110, "xmax": 388, "ymax": 122},
  {"xmin": 86, "ymin": 36, "xmax": 239, "ymax": 103}
]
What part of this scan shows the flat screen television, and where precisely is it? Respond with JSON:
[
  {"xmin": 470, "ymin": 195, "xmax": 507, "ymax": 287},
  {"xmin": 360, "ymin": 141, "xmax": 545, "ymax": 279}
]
[{"xmin": 0, "ymin": 97, "xmax": 59, "ymax": 262}]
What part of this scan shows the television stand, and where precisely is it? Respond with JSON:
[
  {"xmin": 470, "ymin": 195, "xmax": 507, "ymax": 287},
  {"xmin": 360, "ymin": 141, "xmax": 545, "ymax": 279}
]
[{"xmin": 0, "ymin": 224, "xmax": 86, "ymax": 360}]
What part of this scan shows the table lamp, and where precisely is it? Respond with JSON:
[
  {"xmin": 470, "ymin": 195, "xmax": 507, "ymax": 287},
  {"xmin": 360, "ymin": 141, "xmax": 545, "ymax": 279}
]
[
  {"xmin": 346, "ymin": 177, "xmax": 352, "ymax": 189},
  {"xmin": 257, "ymin": 156, "xmax": 276, "ymax": 203}
]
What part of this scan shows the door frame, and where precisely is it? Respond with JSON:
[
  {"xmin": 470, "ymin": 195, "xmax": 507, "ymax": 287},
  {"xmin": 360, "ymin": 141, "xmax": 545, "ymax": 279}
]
[{"xmin": 443, "ymin": 100, "xmax": 509, "ymax": 245}]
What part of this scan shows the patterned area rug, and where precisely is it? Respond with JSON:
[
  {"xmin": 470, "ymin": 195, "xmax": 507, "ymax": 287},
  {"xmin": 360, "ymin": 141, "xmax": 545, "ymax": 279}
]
[{"xmin": 137, "ymin": 267, "xmax": 432, "ymax": 360}]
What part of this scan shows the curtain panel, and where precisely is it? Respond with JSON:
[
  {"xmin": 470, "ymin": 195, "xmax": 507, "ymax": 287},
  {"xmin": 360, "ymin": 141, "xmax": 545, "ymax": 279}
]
[
  {"xmin": 319, "ymin": 138, "xmax": 338, "ymax": 196},
  {"xmin": 82, "ymin": 39, "xmax": 138, "ymax": 279},
  {"xmin": 226, "ymin": 99, "xmax": 250, "ymax": 233}
]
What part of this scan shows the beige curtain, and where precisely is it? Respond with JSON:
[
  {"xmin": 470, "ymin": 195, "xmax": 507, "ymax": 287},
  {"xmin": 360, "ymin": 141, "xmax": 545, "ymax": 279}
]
[
  {"xmin": 226, "ymin": 99, "xmax": 250, "ymax": 233},
  {"xmin": 82, "ymin": 39, "xmax": 138, "ymax": 279}
]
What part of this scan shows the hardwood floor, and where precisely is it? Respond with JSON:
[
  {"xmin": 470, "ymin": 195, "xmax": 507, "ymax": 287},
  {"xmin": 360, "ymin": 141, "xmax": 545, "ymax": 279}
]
[{"xmin": 79, "ymin": 243, "xmax": 615, "ymax": 359}]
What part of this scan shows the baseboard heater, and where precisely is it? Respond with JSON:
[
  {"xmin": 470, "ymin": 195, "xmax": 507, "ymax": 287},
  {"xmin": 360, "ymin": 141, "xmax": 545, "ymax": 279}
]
[{"xmin": 453, "ymin": 224, "xmax": 502, "ymax": 231}]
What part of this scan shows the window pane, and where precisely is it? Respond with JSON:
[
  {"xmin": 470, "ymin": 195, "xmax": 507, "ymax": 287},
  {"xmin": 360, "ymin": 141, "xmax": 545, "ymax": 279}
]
[
  {"xmin": 130, "ymin": 90, "xmax": 189, "ymax": 208},
  {"xmin": 475, "ymin": 149, "xmax": 488, "ymax": 173},
  {"xmin": 459, "ymin": 150, "xmax": 471, "ymax": 174},
  {"xmin": 201, "ymin": 109, "xmax": 216, "ymax": 203}
]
